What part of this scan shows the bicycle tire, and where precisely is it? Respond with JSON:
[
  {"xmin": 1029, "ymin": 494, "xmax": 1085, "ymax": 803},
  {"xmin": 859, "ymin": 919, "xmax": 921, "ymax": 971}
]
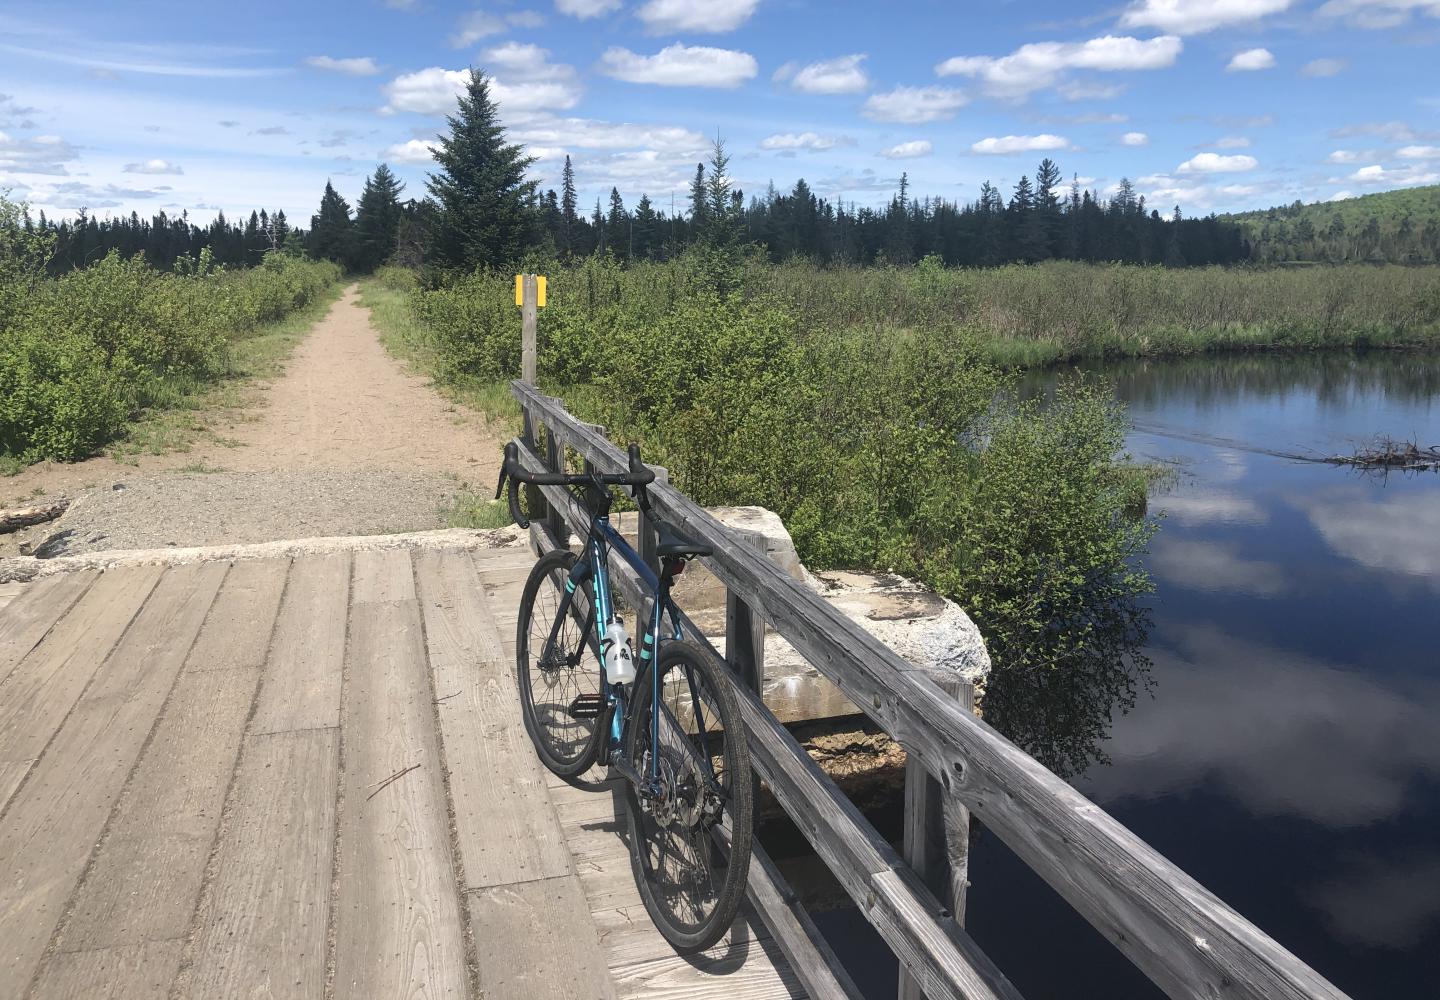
[
  {"xmin": 623, "ymin": 639, "xmax": 753, "ymax": 953},
  {"xmin": 516, "ymin": 549, "xmax": 606, "ymax": 777}
]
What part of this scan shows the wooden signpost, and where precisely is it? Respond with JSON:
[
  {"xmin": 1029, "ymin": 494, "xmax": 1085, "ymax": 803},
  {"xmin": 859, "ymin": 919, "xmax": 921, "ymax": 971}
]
[{"xmin": 514, "ymin": 273, "xmax": 547, "ymax": 385}]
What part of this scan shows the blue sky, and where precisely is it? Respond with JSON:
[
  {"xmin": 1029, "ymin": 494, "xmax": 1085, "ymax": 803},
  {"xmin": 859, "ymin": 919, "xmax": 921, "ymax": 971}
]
[{"xmin": 2, "ymin": 0, "xmax": 1438, "ymax": 224}]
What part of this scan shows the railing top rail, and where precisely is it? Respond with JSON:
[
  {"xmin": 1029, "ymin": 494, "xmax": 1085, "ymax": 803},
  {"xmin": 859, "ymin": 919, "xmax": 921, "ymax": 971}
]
[{"xmin": 512, "ymin": 380, "xmax": 1350, "ymax": 1000}]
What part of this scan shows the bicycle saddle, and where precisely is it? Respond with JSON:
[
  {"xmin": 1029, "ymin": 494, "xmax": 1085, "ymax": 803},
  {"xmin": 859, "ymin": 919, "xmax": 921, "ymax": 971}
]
[{"xmin": 654, "ymin": 520, "xmax": 713, "ymax": 559}]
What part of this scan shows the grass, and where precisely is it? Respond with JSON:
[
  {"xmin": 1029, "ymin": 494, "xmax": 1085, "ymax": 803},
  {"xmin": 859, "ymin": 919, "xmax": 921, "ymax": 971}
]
[
  {"xmin": 105, "ymin": 281, "xmax": 345, "ymax": 463},
  {"xmin": 357, "ymin": 277, "xmax": 521, "ymax": 434},
  {"xmin": 441, "ymin": 491, "xmax": 513, "ymax": 529}
]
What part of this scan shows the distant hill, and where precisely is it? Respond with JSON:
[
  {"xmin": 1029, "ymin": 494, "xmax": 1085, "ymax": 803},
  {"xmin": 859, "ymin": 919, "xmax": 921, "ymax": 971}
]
[{"xmin": 1225, "ymin": 185, "xmax": 1440, "ymax": 263}]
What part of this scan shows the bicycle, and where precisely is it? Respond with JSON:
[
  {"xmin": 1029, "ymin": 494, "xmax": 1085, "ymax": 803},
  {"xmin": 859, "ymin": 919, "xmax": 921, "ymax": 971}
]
[{"xmin": 495, "ymin": 440, "xmax": 752, "ymax": 954}]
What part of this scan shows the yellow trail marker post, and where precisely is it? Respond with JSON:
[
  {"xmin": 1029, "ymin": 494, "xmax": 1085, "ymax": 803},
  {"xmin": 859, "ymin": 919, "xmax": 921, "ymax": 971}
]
[{"xmin": 516, "ymin": 274, "xmax": 545, "ymax": 384}]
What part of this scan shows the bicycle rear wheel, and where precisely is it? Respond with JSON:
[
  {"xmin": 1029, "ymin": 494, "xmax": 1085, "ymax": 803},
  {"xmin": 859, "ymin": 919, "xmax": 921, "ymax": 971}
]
[
  {"xmin": 623, "ymin": 639, "xmax": 752, "ymax": 953},
  {"xmin": 516, "ymin": 549, "xmax": 605, "ymax": 777}
]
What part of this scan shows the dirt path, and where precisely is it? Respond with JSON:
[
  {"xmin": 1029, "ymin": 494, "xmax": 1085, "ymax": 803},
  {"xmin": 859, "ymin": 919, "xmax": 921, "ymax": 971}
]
[{"xmin": 2, "ymin": 284, "xmax": 506, "ymax": 557}]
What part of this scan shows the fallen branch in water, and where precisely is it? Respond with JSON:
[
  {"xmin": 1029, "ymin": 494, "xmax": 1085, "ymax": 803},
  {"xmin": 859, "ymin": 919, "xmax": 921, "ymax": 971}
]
[
  {"xmin": 0, "ymin": 499, "xmax": 70, "ymax": 535},
  {"xmin": 1323, "ymin": 437, "xmax": 1440, "ymax": 472}
]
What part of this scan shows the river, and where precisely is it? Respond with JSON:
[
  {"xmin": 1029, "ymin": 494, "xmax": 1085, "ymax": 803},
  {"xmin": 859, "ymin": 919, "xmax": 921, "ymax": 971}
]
[{"xmin": 805, "ymin": 350, "xmax": 1440, "ymax": 999}]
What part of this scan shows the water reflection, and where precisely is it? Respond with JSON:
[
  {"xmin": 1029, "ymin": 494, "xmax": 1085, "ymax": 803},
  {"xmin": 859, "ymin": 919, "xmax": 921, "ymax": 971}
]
[
  {"xmin": 1297, "ymin": 488, "xmax": 1440, "ymax": 589},
  {"xmin": 1148, "ymin": 539, "xmax": 1288, "ymax": 595},
  {"xmin": 1304, "ymin": 852, "xmax": 1440, "ymax": 951}
]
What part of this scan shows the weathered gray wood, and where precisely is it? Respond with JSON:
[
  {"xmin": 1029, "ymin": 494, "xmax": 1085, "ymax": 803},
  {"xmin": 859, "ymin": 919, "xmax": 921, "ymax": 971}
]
[
  {"xmin": 545, "ymin": 425, "xmax": 570, "ymax": 547},
  {"xmin": 469, "ymin": 875, "xmax": 619, "ymax": 1000},
  {"xmin": 350, "ymin": 546, "xmax": 415, "ymax": 604},
  {"xmin": 0, "ymin": 562, "xmax": 226, "ymax": 997},
  {"xmin": 609, "ymin": 935, "xmax": 808, "ymax": 1000},
  {"xmin": 511, "ymin": 382, "xmax": 1352, "ymax": 1000},
  {"xmin": 725, "ymin": 524, "xmax": 767, "ymax": 701},
  {"xmin": 333, "ymin": 595, "xmax": 468, "ymax": 998},
  {"xmin": 521, "ymin": 272, "xmax": 538, "ymax": 385},
  {"xmin": 413, "ymin": 549, "xmax": 573, "ymax": 888},
  {"xmin": 0, "ymin": 566, "xmax": 164, "ymax": 798},
  {"xmin": 53, "ymin": 666, "xmax": 264, "ymax": 953},
  {"xmin": 900, "ymin": 676, "xmax": 974, "ymax": 1000},
  {"xmin": 29, "ymin": 939, "xmax": 183, "ymax": 1000},
  {"xmin": 184, "ymin": 727, "xmax": 338, "ymax": 999},
  {"xmin": 0, "ymin": 497, "xmax": 69, "ymax": 534},
  {"xmin": 249, "ymin": 552, "xmax": 348, "ymax": 733},
  {"xmin": 0, "ymin": 570, "xmax": 97, "ymax": 685},
  {"xmin": 182, "ymin": 557, "xmax": 289, "ymax": 673}
]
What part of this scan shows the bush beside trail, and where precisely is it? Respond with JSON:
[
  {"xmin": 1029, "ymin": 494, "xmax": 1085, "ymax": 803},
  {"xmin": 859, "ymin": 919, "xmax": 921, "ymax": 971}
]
[{"xmin": 0, "ymin": 240, "xmax": 340, "ymax": 464}]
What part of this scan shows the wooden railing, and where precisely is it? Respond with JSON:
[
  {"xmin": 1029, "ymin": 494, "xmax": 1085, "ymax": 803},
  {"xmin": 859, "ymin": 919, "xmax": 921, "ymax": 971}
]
[{"xmin": 510, "ymin": 379, "xmax": 1351, "ymax": 1000}]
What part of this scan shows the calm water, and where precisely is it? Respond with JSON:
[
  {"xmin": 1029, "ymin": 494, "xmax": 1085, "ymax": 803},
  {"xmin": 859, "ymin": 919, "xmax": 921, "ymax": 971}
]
[{"xmin": 810, "ymin": 351, "xmax": 1440, "ymax": 999}]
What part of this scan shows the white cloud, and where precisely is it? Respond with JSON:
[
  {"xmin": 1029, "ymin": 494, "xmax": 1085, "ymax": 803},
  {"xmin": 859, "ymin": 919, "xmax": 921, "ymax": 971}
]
[
  {"xmin": 382, "ymin": 67, "xmax": 471, "ymax": 115},
  {"xmin": 1303, "ymin": 58, "xmax": 1349, "ymax": 77},
  {"xmin": 936, "ymin": 35, "xmax": 1182, "ymax": 100},
  {"xmin": 510, "ymin": 115, "xmax": 706, "ymax": 154},
  {"xmin": 787, "ymin": 54, "xmax": 869, "ymax": 95},
  {"xmin": 383, "ymin": 49, "xmax": 581, "ymax": 116},
  {"xmin": 556, "ymin": 0, "xmax": 622, "ymax": 16},
  {"xmin": 1178, "ymin": 152, "xmax": 1259, "ymax": 172},
  {"xmin": 862, "ymin": 86, "xmax": 968, "ymax": 123},
  {"xmin": 972, "ymin": 133, "xmax": 1070, "ymax": 154},
  {"xmin": 759, "ymin": 131, "xmax": 846, "ymax": 152},
  {"xmin": 385, "ymin": 138, "xmax": 438, "ymax": 164},
  {"xmin": 1121, "ymin": 131, "xmax": 1149, "ymax": 146},
  {"xmin": 304, "ymin": 55, "xmax": 380, "ymax": 76},
  {"xmin": 1349, "ymin": 163, "xmax": 1440, "ymax": 185},
  {"xmin": 1328, "ymin": 189, "xmax": 1355, "ymax": 201},
  {"xmin": 1214, "ymin": 135, "xmax": 1251, "ymax": 148},
  {"xmin": 122, "ymin": 158, "xmax": 183, "ymax": 175},
  {"xmin": 878, "ymin": 139, "xmax": 933, "ymax": 159},
  {"xmin": 598, "ymin": 44, "xmax": 756, "ymax": 88},
  {"xmin": 0, "ymin": 131, "xmax": 79, "ymax": 175},
  {"xmin": 452, "ymin": 9, "xmax": 545, "ymax": 46},
  {"xmin": 1226, "ymin": 48, "xmax": 1275, "ymax": 72},
  {"xmin": 1318, "ymin": 0, "xmax": 1440, "ymax": 29},
  {"xmin": 1120, "ymin": 0, "xmax": 1293, "ymax": 34},
  {"xmin": 634, "ymin": 0, "xmax": 760, "ymax": 34},
  {"xmin": 1327, "ymin": 149, "xmax": 1363, "ymax": 162},
  {"xmin": 1398, "ymin": 145, "xmax": 1440, "ymax": 159}
]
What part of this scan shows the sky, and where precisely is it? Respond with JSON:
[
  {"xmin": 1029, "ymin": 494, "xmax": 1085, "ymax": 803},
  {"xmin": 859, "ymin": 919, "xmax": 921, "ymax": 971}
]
[{"xmin": 2, "ymin": 0, "xmax": 1439, "ymax": 225}]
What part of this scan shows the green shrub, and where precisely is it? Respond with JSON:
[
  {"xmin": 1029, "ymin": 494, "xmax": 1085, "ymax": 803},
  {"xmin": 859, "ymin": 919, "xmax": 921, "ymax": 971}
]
[{"xmin": 0, "ymin": 215, "xmax": 340, "ymax": 464}]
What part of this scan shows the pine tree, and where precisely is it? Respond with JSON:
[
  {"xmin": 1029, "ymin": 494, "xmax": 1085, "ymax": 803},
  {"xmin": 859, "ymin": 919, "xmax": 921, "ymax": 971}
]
[
  {"xmin": 689, "ymin": 162, "xmax": 707, "ymax": 236},
  {"xmin": 560, "ymin": 155, "xmax": 578, "ymax": 255},
  {"xmin": 308, "ymin": 182, "xmax": 356, "ymax": 267},
  {"xmin": 427, "ymin": 69, "xmax": 538, "ymax": 268},
  {"xmin": 354, "ymin": 163, "xmax": 405, "ymax": 272},
  {"xmin": 632, "ymin": 194, "xmax": 657, "ymax": 259},
  {"xmin": 607, "ymin": 187, "xmax": 628, "ymax": 259},
  {"xmin": 702, "ymin": 139, "xmax": 742, "ymax": 247}
]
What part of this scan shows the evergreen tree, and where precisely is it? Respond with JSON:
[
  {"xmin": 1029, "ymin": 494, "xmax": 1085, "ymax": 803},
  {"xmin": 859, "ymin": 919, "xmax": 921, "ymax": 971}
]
[
  {"xmin": 632, "ymin": 194, "xmax": 657, "ymax": 259},
  {"xmin": 606, "ymin": 187, "xmax": 628, "ymax": 259},
  {"xmin": 689, "ymin": 162, "xmax": 707, "ymax": 236},
  {"xmin": 354, "ymin": 163, "xmax": 405, "ymax": 272},
  {"xmin": 560, "ymin": 155, "xmax": 578, "ymax": 255},
  {"xmin": 702, "ymin": 139, "xmax": 742, "ymax": 247},
  {"xmin": 308, "ymin": 181, "xmax": 356, "ymax": 267},
  {"xmin": 427, "ymin": 69, "xmax": 538, "ymax": 268}
]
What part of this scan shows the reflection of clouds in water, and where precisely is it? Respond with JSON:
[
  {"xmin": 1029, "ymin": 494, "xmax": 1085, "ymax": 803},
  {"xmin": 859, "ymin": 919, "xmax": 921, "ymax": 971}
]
[
  {"xmin": 1299, "ymin": 489, "xmax": 1440, "ymax": 590},
  {"xmin": 1210, "ymin": 449, "xmax": 1248, "ymax": 484},
  {"xmin": 1149, "ymin": 538, "xmax": 1288, "ymax": 596},
  {"xmin": 1305, "ymin": 852, "xmax": 1440, "ymax": 950},
  {"xmin": 1081, "ymin": 625, "xmax": 1440, "ymax": 828},
  {"xmin": 1157, "ymin": 491, "xmax": 1268, "ymax": 527}
]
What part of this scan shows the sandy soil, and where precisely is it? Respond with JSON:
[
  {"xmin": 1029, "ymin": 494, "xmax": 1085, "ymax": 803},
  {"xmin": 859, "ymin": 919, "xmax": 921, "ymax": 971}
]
[{"xmin": 1, "ymin": 284, "xmax": 507, "ymax": 557}]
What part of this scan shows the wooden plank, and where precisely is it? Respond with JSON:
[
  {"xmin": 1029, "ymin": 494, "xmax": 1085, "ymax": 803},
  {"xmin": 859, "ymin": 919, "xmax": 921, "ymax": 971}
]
[
  {"xmin": 610, "ymin": 934, "xmax": 807, "ymax": 1000},
  {"xmin": 0, "ymin": 566, "xmax": 164, "ymax": 797},
  {"xmin": 182, "ymin": 557, "xmax": 289, "ymax": 673},
  {"xmin": 350, "ymin": 547, "xmax": 414, "ymax": 604},
  {"xmin": 0, "ymin": 562, "xmax": 226, "ymax": 997},
  {"xmin": 0, "ymin": 571, "xmax": 97, "ymax": 685},
  {"xmin": 53, "ymin": 667, "xmax": 265, "ymax": 952},
  {"xmin": 184, "ymin": 728, "xmax": 338, "ymax": 1000},
  {"xmin": 469, "ymin": 875, "xmax": 618, "ymax": 1000},
  {"xmin": 29, "ymin": 939, "xmax": 183, "ymax": 1000},
  {"xmin": 332, "ymin": 596, "xmax": 467, "ymax": 998},
  {"xmin": 414, "ymin": 549, "xmax": 573, "ymax": 888},
  {"xmin": 513, "ymin": 384, "xmax": 1353, "ymax": 1000},
  {"xmin": 249, "ymin": 552, "xmax": 348, "ymax": 734}
]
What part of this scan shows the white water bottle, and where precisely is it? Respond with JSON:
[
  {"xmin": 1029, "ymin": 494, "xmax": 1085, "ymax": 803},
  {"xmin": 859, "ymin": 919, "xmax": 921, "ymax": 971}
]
[{"xmin": 604, "ymin": 618, "xmax": 636, "ymax": 683}]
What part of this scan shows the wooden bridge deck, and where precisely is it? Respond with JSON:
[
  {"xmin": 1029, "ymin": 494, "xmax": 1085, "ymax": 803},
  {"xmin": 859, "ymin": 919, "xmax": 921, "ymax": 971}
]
[{"xmin": 0, "ymin": 538, "xmax": 802, "ymax": 1000}]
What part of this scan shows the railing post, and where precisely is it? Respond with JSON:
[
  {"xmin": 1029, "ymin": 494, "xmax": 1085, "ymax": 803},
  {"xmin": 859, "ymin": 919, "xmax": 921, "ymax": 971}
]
[
  {"xmin": 520, "ymin": 273, "xmax": 538, "ymax": 385},
  {"xmin": 898, "ymin": 675, "xmax": 975, "ymax": 1000},
  {"xmin": 543, "ymin": 426, "xmax": 568, "ymax": 547},
  {"xmin": 724, "ymin": 528, "xmax": 767, "ymax": 699}
]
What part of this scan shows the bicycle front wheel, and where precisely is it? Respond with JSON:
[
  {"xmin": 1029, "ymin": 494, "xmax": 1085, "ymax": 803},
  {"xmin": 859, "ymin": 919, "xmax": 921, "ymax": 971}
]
[
  {"xmin": 623, "ymin": 639, "xmax": 753, "ymax": 954},
  {"xmin": 516, "ymin": 549, "xmax": 605, "ymax": 777}
]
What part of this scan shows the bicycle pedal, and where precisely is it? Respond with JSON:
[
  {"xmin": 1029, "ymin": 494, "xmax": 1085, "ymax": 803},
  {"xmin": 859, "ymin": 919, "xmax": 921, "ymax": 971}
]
[{"xmin": 566, "ymin": 694, "xmax": 604, "ymax": 719}]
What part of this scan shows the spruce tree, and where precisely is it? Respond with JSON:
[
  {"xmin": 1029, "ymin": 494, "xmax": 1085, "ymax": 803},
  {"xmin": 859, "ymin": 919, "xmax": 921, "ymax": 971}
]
[
  {"xmin": 607, "ymin": 187, "xmax": 628, "ymax": 259},
  {"xmin": 354, "ymin": 163, "xmax": 405, "ymax": 272},
  {"xmin": 308, "ymin": 181, "xmax": 356, "ymax": 267},
  {"xmin": 427, "ymin": 70, "xmax": 537, "ymax": 268},
  {"xmin": 632, "ymin": 194, "xmax": 656, "ymax": 259},
  {"xmin": 560, "ymin": 155, "xmax": 578, "ymax": 255}
]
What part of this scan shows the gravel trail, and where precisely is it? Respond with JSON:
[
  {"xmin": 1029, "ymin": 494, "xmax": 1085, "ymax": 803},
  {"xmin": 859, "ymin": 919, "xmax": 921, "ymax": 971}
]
[{"xmin": 2, "ymin": 284, "xmax": 505, "ymax": 558}]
